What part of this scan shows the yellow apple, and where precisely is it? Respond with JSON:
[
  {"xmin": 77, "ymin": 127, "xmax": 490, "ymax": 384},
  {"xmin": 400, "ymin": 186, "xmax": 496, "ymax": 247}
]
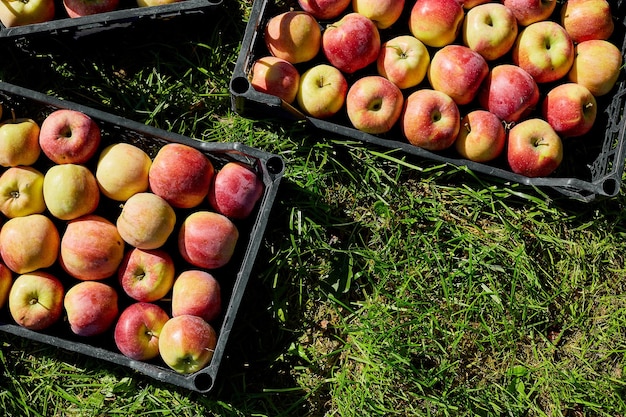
[
  {"xmin": 95, "ymin": 143, "xmax": 152, "ymax": 202},
  {"xmin": 136, "ymin": 0, "xmax": 180, "ymax": 6},
  {"xmin": 0, "ymin": 118, "xmax": 41, "ymax": 167},
  {"xmin": 568, "ymin": 39, "xmax": 623, "ymax": 97},
  {"xmin": 43, "ymin": 164, "xmax": 100, "ymax": 221},
  {"xmin": 0, "ymin": 0, "xmax": 55, "ymax": 28},
  {"xmin": 0, "ymin": 166, "xmax": 46, "ymax": 218}
]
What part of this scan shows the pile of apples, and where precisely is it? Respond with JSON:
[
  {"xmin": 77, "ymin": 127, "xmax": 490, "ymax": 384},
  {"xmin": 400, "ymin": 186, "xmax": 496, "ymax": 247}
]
[
  {"xmin": 0, "ymin": 105, "xmax": 265, "ymax": 375},
  {"xmin": 251, "ymin": 0, "xmax": 623, "ymax": 178}
]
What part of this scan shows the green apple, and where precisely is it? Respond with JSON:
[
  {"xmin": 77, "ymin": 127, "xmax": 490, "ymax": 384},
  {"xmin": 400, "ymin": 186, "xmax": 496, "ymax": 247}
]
[
  {"xmin": 0, "ymin": 0, "xmax": 55, "ymax": 27},
  {"xmin": 0, "ymin": 166, "xmax": 46, "ymax": 218},
  {"xmin": 95, "ymin": 143, "xmax": 152, "ymax": 202},
  {"xmin": 158, "ymin": 315, "xmax": 217, "ymax": 374},
  {"xmin": 43, "ymin": 163, "xmax": 100, "ymax": 221},
  {"xmin": 0, "ymin": 118, "xmax": 41, "ymax": 167},
  {"xmin": 296, "ymin": 64, "xmax": 348, "ymax": 119},
  {"xmin": 8, "ymin": 272, "xmax": 64, "ymax": 330}
]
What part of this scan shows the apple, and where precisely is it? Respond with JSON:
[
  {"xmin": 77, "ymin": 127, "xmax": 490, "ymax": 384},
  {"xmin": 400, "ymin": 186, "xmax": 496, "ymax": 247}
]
[
  {"xmin": 264, "ymin": 11, "xmax": 321, "ymax": 64},
  {"xmin": 0, "ymin": 118, "xmax": 41, "ymax": 167},
  {"xmin": 158, "ymin": 314, "xmax": 217, "ymax": 374},
  {"xmin": 208, "ymin": 162, "xmax": 265, "ymax": 220},
  {"xmin": 541, "ymin": 82, "xmax": 597, "ymax": 138},
  {"xmin": 297, "ymin": 0, "xmax": 351, "ymax": 20},
  {"xmin": 171, "ymin": 270, "xmax": 221, "ymax": 323},
  {"xmin": 462, "ymin": 3, "xmax": 519, "ymax": 61},
  {"xmin": 0, "ymin": 214, "xmax": 60, "ymax": 274},
  {"xmin": 39, "ymin": 109, "xmax": 101, "ymax": 165},
  {"xmin": 0, "ymin": 0, "xmax": 55, "ymax": 27},
  {"xmin": 561, "ymin": 0, "xmax": 614, "ymax": 43},
  {"xmin": 409, "ymin": 0, "xmax": 464, "ymax": 48},
  {"xmin": 8, "ymin": 272, "xmax": 64, "ymax": 331},
  {"xmin": 136, "ymin": 0, "xmax": 180, "ymax": 6},
  {"xmin": 459, "ymin": 0, "xmax": 490, "ymax": 8},
  {"xmin": 346, "ymin": 75, "xmax": 404, "ymax": 135},
  {"xmin": 478, "ymin": 64, "xmax": 540, "ymax": 123},
  {"xmin": 352, "ymin": 0, "xmax": 405, "ymax": 29},
  {"xmin": 512, "ymin": 21, "xmax": 575, "ymax": 84},
  {"xmin": 250, "ymin": 56, "xmax": 301, "ymax": 105},
  {"xmin": 118, "ymin": 248, "xmax": 176, "ymax": 302},
  {"xmin": 427, "ymin": 44, "xmax": 489, "ymax": 105},
  {"xmin": 455, "ymin": 110, "xmax": 506, "ymax": 163},
  {"xmin": 64, "ymin": 281, "xmax": 118, "ymax": 337},
  {"xmin": 568, "ymin": 39, "xmax": 623, "ymax": 97},
  {"xmin": 63, "ymin": 0, "xmax": 119, "ymax": 18},
  {"xmin": 296, "ymin": 64, "xmax": 348, "ymax": 119},
  {"xmin": 95, "ymin": 142, "xmax": 152, "ymax": 202},
  {"xmin": 60, "ymin": 214, "xmax": 125, "ymax": 281},
  {"xmin": 401, "ymin": 89, "xmax": 461, "ymax": 151},
  {"xmin": 376, "ymin": 35, "xmax": 430, "ymax": 90},
  {"xmin": 114, "ymin": 302, "xmax": 170, "ymax": 361},
  {"xmin": 178, "ymin": 211, "xmax": 239, "ymax": 270},
  {"xmin": 0, "ymin": 166, "xmax": 46, "ymax": 218},
  {"xmin": 507, "ymin": 118, "xmax": 563, "ymax": 177},
  {"xmin": 116, "ymin": 192, "xmax": 177, "ymax": 250},
  {"xmin": 322, "ymin": 12, "xmax": 381, "ymax": 74},
  {"xmin": 0, "ymin": 262, "xmax": 12, "ymax": 308},
  {"xmin": 148, "ymin": 143, "xmax": 215, "ymax": 209},
  {"xmin": 43, "ymin": 163, "xmax": 100, "ymax": 221},
  {"xmin": 503, "ymin": 0, "xmax": 557, "ymax": 27}
]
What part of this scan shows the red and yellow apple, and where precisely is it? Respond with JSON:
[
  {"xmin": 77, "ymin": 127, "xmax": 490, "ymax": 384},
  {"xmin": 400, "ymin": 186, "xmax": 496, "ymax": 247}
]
[
  {"xmin": 377, "ymin": 35, "xmax": 430, "ymax": 90},
  {"xmin": 250, "ymin": 56, "xmax": 301, "ymax": 105},
  {"xmin": 297, "ymin": 0, "xmax": 350, "ymax": 20},
  {"xmin": 95, "ymin": 143, "xmax": 152, "ymax": 202},
  {"xmin": 208, "ymin": 162, "xmax": 265, "ymax": 220},
  {"xmin": 171, "ymin": 270, "xmax": 221, "ymax": 323},
  {"xmin": 409, "ymin": 0, "xmax": 464, "ymax": 48},
  {"xmin": 503, "ymin": 0, "xmax": 557, "ymax": 27},
  {"xmin": 43, "ymin": 163, "xmax": 100, "ymax": 221},
  {"xmin": 0, "ymin": 166, "xmax": 46, "ymax": 218},
  {"xmin": 541, "ymin": 82, "xmax": 597, "ymax": 138},
  {"xmin": 264, "ymin": 11, "xmax": 321, "ymax": 64},
  {"xmin": 64, "ymin": 281, "xmax": 119, "ymax": 337},
  {"xmin": 346, "ymin": 75, "xmax": 404, "ymax": 135},
  {"xmin": 568, "ymin": 39, "xmax": 623, "ymax": 97},
  {"xmin": 0, "ymin": 118, "xmax": 41, "ymax": 167},
  {"xmin": 0, "ymin": 262, "xmax": 12, "ymax": 308},
  {"xmin": 116, "ymin": 192, "xmax": 177, "ymax": 250},
  {"xmin": 0, "ymin": 0, "xmax": 55, "ymax": 27},
  {"xmin": 178, "ymin": 211, "xmax": 239, "ymax": 270},
  {"xmin": 158, "ymin": 314, "xmax": 217, "ymax": 374},
  {"xmin": 114, "ymin": 302, "xmax": 170, "ymax": 361},
  {"xmin": 352, "ymin": 0, "xmax": 405, "ymax": 29},
  {"xmin": 39, "ymin": 109, "xmax": 101, "ymax": 165},
  {"xmin": 8, "ymin": 272, "xmax": 64, "ymax": 330},
  {"xmin": 455, "ymin": 110, "xmax": 506, "ymax": 162},
  {"xmin": 63, "ymin": 0, "xmax": 119, "ymax": 18},
  {"xmin": 118, "ymin": 248, "xmax": 176, "ymax": 302},
  {"xmin": 507, "ymin": 118, "xmax": 563, "ymax": 177},
  {"xmin": 296, "ymin": 64, "xmax": 348, "ymax": 119},
  {"xmin": 462, "ymin": 3, "xmax": 518, "ymax": 61},
  {"xmin": 561, "ymin": 0, "xmax": 614, "ymax": 43},
  {"xmin": 0, "ymin": 214, "xmax": 59, "ymax": 274}
]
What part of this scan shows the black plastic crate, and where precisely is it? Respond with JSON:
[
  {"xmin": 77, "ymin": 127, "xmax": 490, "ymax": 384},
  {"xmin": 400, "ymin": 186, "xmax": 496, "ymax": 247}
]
[
  {"xmin": 230, "ymin": 0, "xmax": 626, "ymax": 202},
  {"xmin": 0, "ymin": 81, "xmax": 285, "ymax": 393}
]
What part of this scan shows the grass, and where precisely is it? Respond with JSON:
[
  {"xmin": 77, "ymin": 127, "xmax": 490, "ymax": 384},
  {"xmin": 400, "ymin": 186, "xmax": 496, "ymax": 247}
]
[{"xmin": 1, "ymin": 0, "xmax": 626, "ymax": 416}]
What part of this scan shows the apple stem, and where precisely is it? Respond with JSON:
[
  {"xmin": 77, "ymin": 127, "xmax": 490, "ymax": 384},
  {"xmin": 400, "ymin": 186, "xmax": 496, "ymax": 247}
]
[
  {"xmin": 585, "ymin": 102, "xmax": 594, "ymax": 109},
  {"xmin": 10, "ymin": 108, "xmax": 16, "ymax": 122}
]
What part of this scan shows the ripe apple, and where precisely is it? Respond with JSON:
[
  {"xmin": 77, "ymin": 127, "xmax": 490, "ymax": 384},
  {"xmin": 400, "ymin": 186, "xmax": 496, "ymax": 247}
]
[
  {"xmin": 0, "ymin": 166, "xmax": 46, "ymax": 218},
  {"xmin": 158, "ymin": 314, "xmax": 217, "ymax": 374},
  {"xmin": 346, "ymin": 75, "xmax": 404, "ymax": 135},
  {"xmin": 116, "ymin": 192, "xmax": 177, "ymax": 250},
  {"xmin": 297, "ymin": 0, "xmax": 350, "ymax": 20},
  {"xmin": 427, "ymin": 44, "xmax": 489, "ymax": 105},
  {"xmin": 0, "ymin": 0, "xmax": 55, "ymax": 27},
  {"xmin": 541, "ymin": 82, "xmax": 597, "ymax": 138},
  {"xmin": 250, "ymin": 56, "xmax": 301, "ymax": 105},
  {"xmin": 459, "ymin": 0, "xmax": 490, "ymax": 8},
  {"xmin": 39, "ymin": 109, "xmax": 101, "ymax": 165},
  {"xmin": 561, "ymin": 0, "xmax": 614, "ymax": 43},
  {"xmin": 264, "ymin": 11, "xmax": 321, "ymax": 64},
  {"xmin": 401, "ymin": 89, "xmax": 461, "ymax": 151},
  {"xmin": 507, "ymin": 118, "xmax": 563, "ymax": 177},
  {"xmin": 8, "ymin": 272, "xmax": 64, "ymax": 331},
  {"xmin": 568, "ymin": 39, "xmax": 623, "ymax": 97},
  {"xmin": 352, "ymin": 0, "xmax": 405, "ymax": 29},
  {"xmin": 118, "ymin": 248, "xmax": 176, "ymax": 302},
  {"xmin": 409, "ymin": 0, "xmax": 464, "ymax": 48},
  {"xmin": 512, "ymin": 21, "xmax": 575, "ymax": 84},
  {"xmin": 322, "ymin": 12, "xmax": 381, "ymax": 74},
  {"xmin": 503, "ymin": 0, "xmax": 557, "ymax": 27},
  {"xmin": 208, "ymin": 162, "xmax": 265, "ymax": 220},
  {"xmin": 478, "ymin": 64, "xmax": 540, "ymax": 123},
  {"xmin": 455, "ymin": 110, "xmax": 506, "ymax": 163},
  {"xmin": 462, "ymin": 3, "xmax": 518, "ymax": 61},
  {"xmin": 114, "ymin": 302, "xmax": 170, "ymax": 361},
  {"xmin": 148, "ymin": 143, "xmax": 215, "ymax": 209},
  {"xmin": 171, "ymin": 270, "xmax": 221, "ymax": 323},
  {"xmin": 64, "ymin": 281, "xmax": 118, "ymax": 337},
  {"xmin": 296, "ymin": 64, "xmax": 348, "ymax": 119},
  {"xmin": 0, "ymin": 262, "xmax": 12, "ymax": 308},
  {"xmin": 376, "ymin": 35, "xmax": 430, "ymax": 90},
  {"xmin": 178, "ymin": 211, "xmax": 239, "ymax": 270},
  {"xmin": 60, "ymin": 214, "xmax": 125, "ymax": 281},
  {"xmin": 0, "ymin": 214, "xmax": 59, "ymax": 274},
  {"xmin": 95, "ymin": 142, "xmax": 152, "ymax": 202},
  {"xmin": 43, "ymin": 163, "xmax": 100, "ymax": 221},
  {"xmin": 63, "ymin": 0, "xmax": 119, "ymax": 17},
  {"xmin": 0, "ymin": 118, "xmax": 41, "ymax": 167}
]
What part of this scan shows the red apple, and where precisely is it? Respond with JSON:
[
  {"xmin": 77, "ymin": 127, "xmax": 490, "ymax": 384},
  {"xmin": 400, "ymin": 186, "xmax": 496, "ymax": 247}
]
[
  {"xmin": 377, "ymin": 35, "xmax": 430, "ymax": 90},
  {"xmin": 352, "ymin": 0, "xmax": 405, "ymax": 29},
  {"xmin": 250, "ymin": 56, "xmax": 301, "ymax": 105},
  {"xmin": 116, "ymin": 192, "xmax": 177, "ymax": 250},
  {"xmin": 114, "ymin": 302, "xmax": 170, "ymax": 361},
  {"xmin": 455, "ymin": 110, "xmax": 506, "ymax": 162},
  {"xmin": 158, "ymin": 314, "xmax": 217, "ymax": 374},
  {"xmin": 503, "ymin": 0, "xmax": 557, "ymax": 27},
  {"xmin": 409, "ymin": 0, "xmax": 464, "ymax": 48},
  {"xmin": 0, "ymin": 166, "xmax": 46, "ymax": 218},
  {"xmin": 568, "ymin": 39, "xmax": 623, "ymax": 97},
  {"xmin": 178, "ymin": 211, "xmax": 239, "ymax": 270},
  {"xmin": 264, "ymin": 11, "xmax": 321, "ymax": 64},
  {"xmin": 0, "ymin": 118, "xmax": 41, "ymax": 167},
  {"xmin": 346, "ymin": 75, "xmax": 404, "ymax": 135},
  {"xmin": 0, "ymin": 262, "xmax": 12, "ymax": 308},
  {"xmin": 63, "ymin": 0, "xmax": 119, "ymax": 17},
  {"xmin": 561, "ymin": 0, "xmax": 614, "ymax": 43},
  {"xmin": 43, "ymin": 163, "xmax": 100, "ymax": 221},
  {"xmin": 0, "ymin": 214, "xmax": 60, "ymax": 274},
  {"xmin": 64, "ymin": 281, "xmax": 119, "ymax": 337},
  {"xmin": 462, "ymin": 3, "xmax": 518, "ymax": 61},
  {"xmin": 507, "ymin": 118, "xmax": 563, "ymax": 177},
  {"xmin": 171, "ymin": 270, "xmax": 221, "ymax": 323},
  {"xmin": 297, "ymin": 0, "xmax": 350, "ymax": 20},
  {"xmin": 541, "ymin": 82, "xmax": 597, "ymax": 138},
  {"xmin": 8, "ymin": 272, "xmax": 64, "ymax": 331},
  {"xmin": 39, "ymin": 109, "xmax": 101, "ymax": 165},
  {"xmin": 118, "ymin": 248, "xmax": 176, "ymax": 302},
  {"xmin": 208, "ymin": 162, "xmax": 264, "ymax": 220},
  {"xmin": 296, "ymin": 64, "xmax": 348, "ymax": 119}
]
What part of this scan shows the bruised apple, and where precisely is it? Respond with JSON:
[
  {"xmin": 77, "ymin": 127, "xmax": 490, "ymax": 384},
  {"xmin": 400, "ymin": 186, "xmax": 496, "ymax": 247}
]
[
  {"xmin": 116, "ymin": 192, "xmax": 177, "ymax": 250},
  {"xmin": 178, "ymin": 211, "xmax": 239, "ymax": 269},
  {"xmin": 171, "ymin": 270, "xmax": 221, "ymax": 323},
  {"xmin": 64, "ymin": 281, "xmax": 118, "ymax": 337},
  {"xmin": 208, "ymin": 162, "xmax": 264, "ymax": 220}
]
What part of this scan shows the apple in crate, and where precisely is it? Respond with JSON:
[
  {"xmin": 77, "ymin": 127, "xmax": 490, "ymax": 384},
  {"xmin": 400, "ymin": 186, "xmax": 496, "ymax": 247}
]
[
  {"xmin": 63, "ymin": 0, "xmax": 119, "ymax": 18},
  {"xmin": 568, "ymin": 39, "xmax": 623, "ymax": 97},
  {"xmin": 409, "ymin": 0, "xmax": 464, "ymax": 48},
  {"xmin": 149, "ymin": 143, "xmax": 215, "ymax": 209},
  {"xmin": 0, "ymin": 262, "xmax": 12, "ymax": 308},
  {"xmin": 462, "ymin": 3, "xmax": 518, "ymax": 61},
  {"xmin": 208, "ymin": 162, "xmax": 264, "ymax": 220},
  {"xmin": 114, "ymin": 302, "xmax": 170, "ymax": 361},
  {"xmin": 296, "ymin": 64, "xmax": 348, "ymax": 119},
  {"xmin": 503, "ymin": 0, "xmax": 556, "ymax": 27},
  {"xmin": 459, "ymin": 0, "xmax": 490, "ymax": 8},
  {"xmin": 43, "ymin": 164, "xmax": 100, "ymax": 221},
  {"xmin": 0, "ymin": 214, "xmax": 60, "ymax": 274},
  {"xmin": 64, "ymin": 281, "xmax": 118, "ymax": 337},
  {"xmin": 118, "ymin": 248, "xmax": 175, "ymax": 302},
  {"xmin": 0, "ymin": 0, "xmax": 55, "ymax": 27},
  {"xmin": 0, "ymin": 118, "xmax": 41, "ymax": 167},
  {"xmin": 60, "ymin": 214, "xmax": 125, "ymax": 281},
  {"xmin": 297, "ymin": 0, "xmax": 350, "ymax": 20},
  {"xmin": 96, "ymin": 143, "xmax": 152, "ymax": 202},
  {"xmin": 346, "ymin": 76, "xmax": 404, "ymax": 135},
  {"xmin": 116, "ymin": 192, "xmax": 177, "ymax": 250},
  {"xmin": 455, "ymin": 110, "xmax": 506, "ymax": 163},
  {"xmin": 352, "ymin": 0, "xmax": 405, "ymax": 29},
  {"xmin": 561, "ymin": 0, "xmax": 614, "ymax": 43},
  {"xmin": 401, "ymin": 89, "xmax": 460, "ymax": 151},
  {"xmin": 8, "ymin": 272, "xmax": 64, "ymax": 331},
  {"xmin": 136, "ymin": 0, "xmax": 181, "ymax": 6},
  {"xmin": 178, "ymin": 211, "xmax": 239, "ymax": 270},
  {"xmin": 507, "ymin": 118, "xmax": 563, "ymax": 178},
  {"xmin": 172, "ymin": 270, "xmax": 221, "ymax": 323},
  {"xmin": 377, "ymin": 35, "xmax": 430, "ymax": 90},
  {"xmin": 0, "ymin": 166, "xmax": 46, "ymax": 218},
  {"xmin": 542, "ymin": 83, "xmax": 597, "ymax": 138},
  {"xmin": 158, "ymin": 314, "xmax": 217, "ymax": 374},
  {"xmin": 39, "ymin": 109, "xmax": 101, "ymax": 165},
  {"xmin": 322, "ymin": 12, "xmax": 381, "ymax": 74},
  {"xmin": 264, "ymin": 11, "xmax": 321, "ymax": 65},
  {"xmin": 250, "ymin": 56, "xmax": 301, "ymax": 105}
]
